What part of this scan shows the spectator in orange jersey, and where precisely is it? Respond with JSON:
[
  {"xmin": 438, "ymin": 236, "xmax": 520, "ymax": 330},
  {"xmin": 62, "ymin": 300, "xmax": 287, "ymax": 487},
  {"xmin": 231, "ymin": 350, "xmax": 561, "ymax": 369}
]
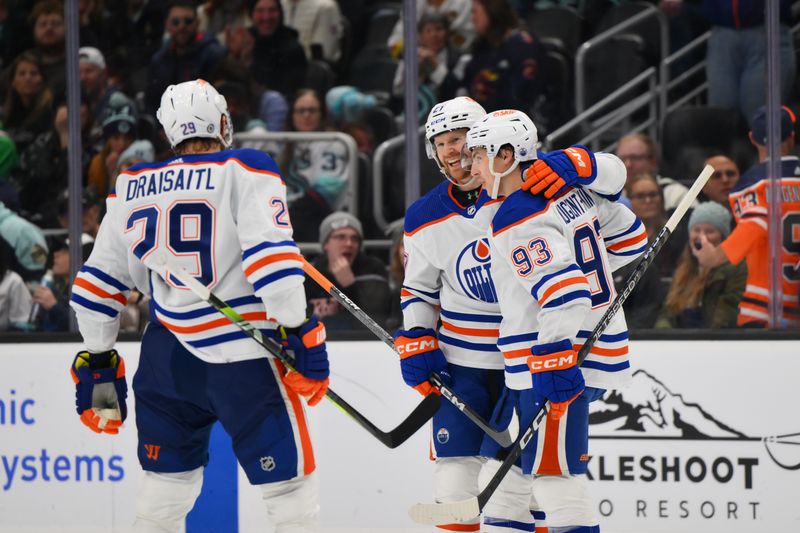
[{"xmin": 695, "ymin": 105, "xmax": 800, "ymax": 328}]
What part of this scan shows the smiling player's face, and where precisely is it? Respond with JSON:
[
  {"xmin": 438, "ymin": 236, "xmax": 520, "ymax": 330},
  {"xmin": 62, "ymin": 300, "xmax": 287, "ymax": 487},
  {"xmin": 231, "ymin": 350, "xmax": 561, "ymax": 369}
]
[{"xmin": 434, "ymin": 130, "xmax": 470, "ymax": 185}]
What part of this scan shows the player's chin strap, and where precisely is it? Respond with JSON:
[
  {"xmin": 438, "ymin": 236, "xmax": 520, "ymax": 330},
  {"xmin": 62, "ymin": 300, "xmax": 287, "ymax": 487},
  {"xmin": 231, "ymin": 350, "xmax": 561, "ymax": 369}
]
[
  {"xmin": 149, "ymin": 257, "xmax": 440, "ymax": 449},
  {"xmin": 302, "ymin": 258, "xmax": 519, "ymax": 448},
  {"xmin": 488, "ymin": 154, "xmax": 519, "ymax": 199},
  {"xmin": 408, "ymin": 164, "xmax": 715, "ymax": 526}
]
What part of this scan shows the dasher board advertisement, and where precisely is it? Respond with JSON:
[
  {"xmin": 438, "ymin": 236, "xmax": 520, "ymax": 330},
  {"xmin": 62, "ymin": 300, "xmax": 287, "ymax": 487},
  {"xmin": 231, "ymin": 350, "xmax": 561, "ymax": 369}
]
[{"xmin": 0, "ymin": 340, "xmax": 798, "ymax": 533}]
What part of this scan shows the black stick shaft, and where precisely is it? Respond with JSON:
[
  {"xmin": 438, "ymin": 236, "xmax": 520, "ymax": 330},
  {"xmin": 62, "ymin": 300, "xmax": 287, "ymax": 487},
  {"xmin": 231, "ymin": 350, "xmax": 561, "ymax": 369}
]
[{"xmin": 303, "ymin": 258, "xmax": 516, "ymax": 446}]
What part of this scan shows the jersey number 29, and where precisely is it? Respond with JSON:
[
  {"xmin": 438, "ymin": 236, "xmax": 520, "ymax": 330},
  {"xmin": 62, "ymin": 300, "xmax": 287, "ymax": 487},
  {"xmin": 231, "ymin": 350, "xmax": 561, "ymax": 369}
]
[{"xmin": 126, "ymin": 201, "xmax": 216, "ymax": 287}]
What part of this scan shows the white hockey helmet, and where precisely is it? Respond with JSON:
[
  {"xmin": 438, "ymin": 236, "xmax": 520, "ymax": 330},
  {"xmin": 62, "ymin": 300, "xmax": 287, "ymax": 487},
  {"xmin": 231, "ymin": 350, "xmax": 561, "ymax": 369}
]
[
  {"xmin": 465, "ymin": 109, "xmax": 538, "ymax": 198},
  {"xmin": 156, "ymin": 79, "xmax": 233, "ymax": 149},
  {"xmin": 425, "ymin": 97, "xmax": 486, "ymax": 177}
]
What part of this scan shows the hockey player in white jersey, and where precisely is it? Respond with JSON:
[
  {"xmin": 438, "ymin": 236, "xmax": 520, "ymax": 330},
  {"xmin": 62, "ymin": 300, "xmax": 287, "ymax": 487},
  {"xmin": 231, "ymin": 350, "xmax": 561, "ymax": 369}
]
[
  {"xmin": 466, "ymin": 109, "xmax": 647, "ymax": 532},
  {"xmin": 396, "ymin": 97, "xmax": 627, "ymax": 532},
  {"xmin": 69, "ymin": 80, "xmax": 328, "ymax": 533},
  {"xmin": 396, "ymin": 96, "xmax": 508, "ymax": 533}
]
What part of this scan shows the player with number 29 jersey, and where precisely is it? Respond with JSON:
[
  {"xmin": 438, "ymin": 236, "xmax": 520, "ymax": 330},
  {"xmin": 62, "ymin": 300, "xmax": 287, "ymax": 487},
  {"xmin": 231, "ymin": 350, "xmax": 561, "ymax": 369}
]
[
  {"xmin": 72, "ymin": 148, "xmax": 304, "ymax": 362},
  {"xmin": 69, "ymin": 80, "xmax": 328, "ymax": 533}
]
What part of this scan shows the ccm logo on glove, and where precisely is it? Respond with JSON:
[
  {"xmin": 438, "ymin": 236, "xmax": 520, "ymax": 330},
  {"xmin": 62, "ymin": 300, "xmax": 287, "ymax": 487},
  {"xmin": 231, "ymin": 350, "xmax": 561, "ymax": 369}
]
[
  {"xmin": 396, "ymin": 338, "xmax": 437, "ymax": 357},
  {"xmin": 527, "ymin": 350, "xmax": 576, "ymax": 373}
]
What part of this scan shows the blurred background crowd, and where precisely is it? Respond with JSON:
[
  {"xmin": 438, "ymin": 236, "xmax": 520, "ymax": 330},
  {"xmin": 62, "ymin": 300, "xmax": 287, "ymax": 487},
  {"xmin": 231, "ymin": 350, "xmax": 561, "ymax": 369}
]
[{"xmin": 0, "ymin": 0, "xmax": 798, "ymax": 335}]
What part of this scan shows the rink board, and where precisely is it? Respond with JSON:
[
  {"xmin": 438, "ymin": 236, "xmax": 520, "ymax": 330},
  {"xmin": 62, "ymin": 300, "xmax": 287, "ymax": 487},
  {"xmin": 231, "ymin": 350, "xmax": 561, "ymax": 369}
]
[{"xmin": 0, "ymin": 339, "xmax": 799, "ymax": 533}]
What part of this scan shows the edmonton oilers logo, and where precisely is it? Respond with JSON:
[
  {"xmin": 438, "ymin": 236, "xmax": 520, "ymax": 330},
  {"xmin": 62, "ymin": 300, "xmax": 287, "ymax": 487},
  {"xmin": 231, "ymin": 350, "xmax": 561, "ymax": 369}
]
[
  {"xmin": 437, "ymin": 427, "xmax": 450, "ymax": 444},
  {"xmin": 456, "ymin": 238, "xmax": 498, "ymax": 303}
]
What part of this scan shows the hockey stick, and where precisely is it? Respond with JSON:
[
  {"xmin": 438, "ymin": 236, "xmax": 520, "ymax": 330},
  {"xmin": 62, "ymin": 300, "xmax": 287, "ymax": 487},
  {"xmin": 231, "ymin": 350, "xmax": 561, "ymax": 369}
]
[
  {"xmin": 161, "ymin": 260, "xmax": 441, "ymax": 449},
  {"xmin": 409, "ymin": 164, "xmax": 715, "ymax": 525},
  {"xmin": 303, "ymin": 259, "xmax": 519, "ymax": 447}
]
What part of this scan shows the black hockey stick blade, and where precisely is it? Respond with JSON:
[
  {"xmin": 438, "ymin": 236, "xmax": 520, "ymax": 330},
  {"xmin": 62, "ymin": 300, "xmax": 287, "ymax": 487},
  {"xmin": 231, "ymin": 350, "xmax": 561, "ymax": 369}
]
[
  {"xmin": 303, "ymin": 258, "xmax": 516, "ymax": 446},
  {"xmin": 164, "ymin": 261, "xmax": 439, "ymax": 449},
  {"xmin": 409, "ymin": 165, "xmax": 714, "ymax": 525}
]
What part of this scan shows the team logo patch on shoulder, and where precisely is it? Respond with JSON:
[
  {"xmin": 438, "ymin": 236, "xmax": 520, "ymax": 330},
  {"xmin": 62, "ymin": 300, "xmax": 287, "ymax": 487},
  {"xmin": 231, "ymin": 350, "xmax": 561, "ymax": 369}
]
[
  {"xmin": 437, "ymin": 427, "xmax": 450, "ymax": 444},
  {"xmin": 455, "ymin": 238, "xmax": 498, "ymax": 303}
]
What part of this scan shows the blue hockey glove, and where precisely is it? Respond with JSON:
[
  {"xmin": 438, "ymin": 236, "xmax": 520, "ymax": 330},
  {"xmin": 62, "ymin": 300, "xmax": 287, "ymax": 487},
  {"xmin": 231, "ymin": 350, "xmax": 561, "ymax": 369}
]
[
  {"xmin": 394, "ymin": 328, "xmax": 450, "ymax": 396},
  {"xmin": 70, "ymin": 349, "xmax": 128, "ymax": 434},
  {"xmin": 529, "ymin": 339, "xmax": 585, "ymax": 420},
  {"xmin": 522, "ymin": 145, "xmax": 597, "ymax": 199},
  {"xmin": 280, "ymin": 316, "xmax": 330, "ymax": 406}
]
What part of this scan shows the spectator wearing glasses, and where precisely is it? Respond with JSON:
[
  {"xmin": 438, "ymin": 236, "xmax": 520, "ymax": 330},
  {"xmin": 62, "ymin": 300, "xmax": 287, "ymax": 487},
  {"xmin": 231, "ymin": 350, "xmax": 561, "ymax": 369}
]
[
  {"xmin": 305, "ymin": 212, "xmax": 391, "ymax": 330},
  {"xmin": 145, "ymin": 0, "xmax": 226, "ymax": 112},
  {"xmin": 615, "ymin": 173, "xmax": 687, "ymax": 328},
  {"xmin": 279, "ymin": 89, "xmax": 348, "ymax": 241},
  {"xmin": 616, "ymin": 133, "xmax": 692, "ymax": 213},
  {"xmin": 657, "ymin": 202, "xmax": 746, "ymax": 329},
  {"xmin": 700, "ymin": 153, "xmax": 740, "ymax": 212}
]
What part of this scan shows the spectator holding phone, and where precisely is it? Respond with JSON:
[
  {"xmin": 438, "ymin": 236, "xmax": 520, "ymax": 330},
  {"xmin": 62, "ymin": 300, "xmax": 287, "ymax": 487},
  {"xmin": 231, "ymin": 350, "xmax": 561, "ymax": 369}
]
[{"xmin": 657, "ymin": 202, "xmax": 746, "ymax": 328}]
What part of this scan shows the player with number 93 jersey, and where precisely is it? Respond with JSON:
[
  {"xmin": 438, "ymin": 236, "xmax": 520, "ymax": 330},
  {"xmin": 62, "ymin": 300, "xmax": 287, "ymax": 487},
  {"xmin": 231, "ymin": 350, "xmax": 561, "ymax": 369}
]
[{"xmin": 467, "ymin": 109, "xmax": 646, "ymax": 532}]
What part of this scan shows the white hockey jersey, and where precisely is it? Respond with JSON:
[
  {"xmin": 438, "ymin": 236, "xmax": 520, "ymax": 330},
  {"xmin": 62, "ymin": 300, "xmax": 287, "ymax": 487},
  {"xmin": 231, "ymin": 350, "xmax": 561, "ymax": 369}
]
[
  {"xmin": 402, "ymin": 181, "xmax": 504, "ymax": 369},
  {"xmin": 402, "ymin": 153, "xmax": 631, "ymax": 371},
  {"xmin": 489, "ymin": 186, "xmax": 648, "ymax": 391},
  {"xmin": 70, "ymin": 148, "xmax": 306, "ymax": 363}
]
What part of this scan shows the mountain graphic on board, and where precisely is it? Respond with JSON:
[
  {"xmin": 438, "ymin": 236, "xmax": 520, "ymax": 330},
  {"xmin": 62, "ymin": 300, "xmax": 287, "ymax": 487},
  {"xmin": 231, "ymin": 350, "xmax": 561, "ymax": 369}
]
[{"xmin": 588, "ymin": 369, "xmax": 747, "ymax": 438}]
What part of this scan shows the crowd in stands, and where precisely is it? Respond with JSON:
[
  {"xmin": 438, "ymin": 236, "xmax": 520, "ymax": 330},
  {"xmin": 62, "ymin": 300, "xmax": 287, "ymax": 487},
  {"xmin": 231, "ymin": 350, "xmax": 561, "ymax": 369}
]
[{"xmin": 0, "ymin": 0, "xmax": 797, "ymax": 334}]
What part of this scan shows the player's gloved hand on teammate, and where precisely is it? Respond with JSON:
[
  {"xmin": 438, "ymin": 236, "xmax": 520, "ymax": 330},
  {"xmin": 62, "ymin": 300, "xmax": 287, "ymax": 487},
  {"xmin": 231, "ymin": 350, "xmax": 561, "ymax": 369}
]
[
  {"xmin": 394, "ymin": 328, "xmax": 450, "ymax": 396},
  {"xmin": 280, "ymin": 316, "xmax": 330, "ymax": 406},
  {"xmin": 529, "ymin": 339, "xmax": 585, "ymax": 420},
  {"xmin": 70, "ymin": 349, "xmax": 128, "ymax": 434},
  {"xmin": 522, "ymin": 145, "xmax": 597, "ymax": 199}
]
